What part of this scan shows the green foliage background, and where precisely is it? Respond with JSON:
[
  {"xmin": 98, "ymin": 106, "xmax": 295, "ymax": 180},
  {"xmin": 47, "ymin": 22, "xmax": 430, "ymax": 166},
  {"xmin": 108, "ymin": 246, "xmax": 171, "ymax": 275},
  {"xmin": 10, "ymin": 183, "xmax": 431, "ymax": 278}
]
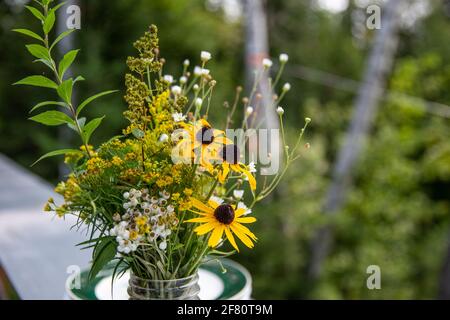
[{"xmin": 1, "ymin": 0, "xmax": 449, "ymax": 299}]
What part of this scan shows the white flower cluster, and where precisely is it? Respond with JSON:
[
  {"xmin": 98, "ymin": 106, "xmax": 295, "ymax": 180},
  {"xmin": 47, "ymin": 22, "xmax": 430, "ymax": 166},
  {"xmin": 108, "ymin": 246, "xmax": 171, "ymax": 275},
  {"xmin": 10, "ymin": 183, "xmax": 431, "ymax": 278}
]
[{"xmin": 110, "ymin": 188, "xmax": 178, "ymax": 254}]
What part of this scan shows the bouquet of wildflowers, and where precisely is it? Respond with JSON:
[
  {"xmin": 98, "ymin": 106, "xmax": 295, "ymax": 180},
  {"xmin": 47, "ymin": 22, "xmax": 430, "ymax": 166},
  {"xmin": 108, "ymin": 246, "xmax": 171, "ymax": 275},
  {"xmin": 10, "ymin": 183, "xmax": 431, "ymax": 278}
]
[{"xmin": 15, "ymin": 0, "xmax": 310, "ymax": 286}]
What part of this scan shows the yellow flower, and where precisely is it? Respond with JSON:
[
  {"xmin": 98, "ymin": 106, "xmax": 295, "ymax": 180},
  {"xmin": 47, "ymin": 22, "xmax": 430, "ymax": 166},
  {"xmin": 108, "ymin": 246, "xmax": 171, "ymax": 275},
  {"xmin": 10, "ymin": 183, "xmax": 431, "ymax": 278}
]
[
  {"xmin": 174, "ymin": 119, "xmax": 231, "ymax": 170},
  {"xmin": 216, "ymin": 144, "xmax": 256, "ymax": 190},
  {"xmin": 186, "ymin": 197, "xmax": 257, "ymax": 252},
  {"xmin": 129, "ymin": 230, "xmax": 139, "ymax": 241},
  {"xmin": 135, "ymin": 215, "xmax": 148, "ymax": 226},
  {"xmin": 183, "ymin": 188, "xmax": 193, "ymax": 196}
]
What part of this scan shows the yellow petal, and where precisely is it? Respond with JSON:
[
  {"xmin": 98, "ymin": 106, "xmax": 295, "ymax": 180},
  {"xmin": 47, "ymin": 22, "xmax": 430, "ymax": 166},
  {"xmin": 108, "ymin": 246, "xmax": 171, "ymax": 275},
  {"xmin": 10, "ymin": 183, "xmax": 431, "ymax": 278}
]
[
  {"xmin": 242, "ymin": 168, "xmax": 256, "ymax": 191},
  {"xmin": 195, "ymin": 222, "xmax": 217, "ymax": 235},
  {"xmin": 208, "ymin": 199, "xmax": 220, "ymax": 209},
  {"xmin": 208, "ymin": 225, "xmax": 224, "ymax": 247},
  {"xmin": 235, "ymin": 208, "xmax": 246, "ymax": 218},
  {"xmin": 186, "ymin": 217, "xmax": 213, "ymax": 223},
  {"xmin": 218, "ymin": 164, "xmax": 229, "ymax": 184},
  {"xmin": 190, "ymin": 198, "xmax": 213, "ymax": 213},
  {"xmin": 235, "ymin": 217, "xmax": 257, "ymax": 224},
  {"xmin": 225, "ymin": 227, "xmax": 239, "ymax": 252},
  {"xmin": 232, "ymin": 222, "xmax": 257, "ymax": 241},
  {"xmin": 199, "ymin": 119, "xmax": 211, "ymax": 128},
  {"xmin": 230, "ymin": 224, "xmax": 254, "ymax": 249}
]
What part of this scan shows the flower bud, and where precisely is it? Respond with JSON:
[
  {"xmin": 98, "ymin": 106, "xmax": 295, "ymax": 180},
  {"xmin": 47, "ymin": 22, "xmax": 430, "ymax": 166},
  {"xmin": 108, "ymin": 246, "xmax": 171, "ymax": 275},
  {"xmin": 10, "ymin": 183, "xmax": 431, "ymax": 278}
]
[
  {"xmin": 279, "ymin": 53, "xmax": 289, "ymax": 63},
  {"xmin": 276, "ymin": 106, "xmax": 285, "ymax": 115},
  {"xmin": 200, "ymin": 51, "xmax": 212, "ymax": 62}
]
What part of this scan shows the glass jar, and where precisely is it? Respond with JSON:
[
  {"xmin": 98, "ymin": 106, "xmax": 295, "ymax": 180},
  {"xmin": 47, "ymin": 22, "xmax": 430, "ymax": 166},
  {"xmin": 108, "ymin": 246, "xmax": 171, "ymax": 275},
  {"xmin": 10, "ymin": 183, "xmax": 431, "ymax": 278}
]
[{"xmin": 127, "ymin": 272, "xmax": 200, "ymax": 300}]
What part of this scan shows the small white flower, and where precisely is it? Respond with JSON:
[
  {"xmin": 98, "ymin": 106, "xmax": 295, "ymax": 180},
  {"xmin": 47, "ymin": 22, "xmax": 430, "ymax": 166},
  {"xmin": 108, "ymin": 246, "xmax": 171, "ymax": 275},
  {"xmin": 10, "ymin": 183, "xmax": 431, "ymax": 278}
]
[
  {"xmin": 249, "ymin": 161, "xmax": 257, "ymax": 173},
  {"xmin": 172, "ymin": 112, "xmax": 186, "ymax": 122},
  {"xmin": 129, "ymin": 198, "xmax": 139, "ymax": 207},
  {"xmin": 171, "ymin": 85, "xmax": 182, "ymax": 95},
  {"xmin": 233, "ymin": 190, "xmax": 244, "ymax": 200},
  {"xmin": 201, "ymin": 68, "xmax": 210, "ymax": 76},
  {"xmin": 122, "ymin": 246, "xmax": 131, "ymax": 254},
  {"xmin": 183, "ymin": 59, "xmax": 190, "ymax": 67},
  {"xmin": 282, "ymin": 83, "xmax": 291, "ymax": 92},
  {"xmin": 200, "ymin": 51, "xmax": 212, "ymax": 62},
  {"xmin": 246, "ymin": 106, "xmax": 254, "ymax": 115},
  {"xmin": 194, "ymin": 66, "xmax": 202, "ymax": 77},
  {"xmin": 195, "ymin": 98, "xmax": 203, "ymax": 108},
  {"xmin": 123, "ymin": 202, "xmax": 130, "ymax": 209},
  {"xmin": 179, "ymin": 76, "xmax": 187, "ymax": 84},
  {"xmin": 159, "ymin": 241, "xmax": 167, "ymax": 250},
  {"xmin": 159, "ymin": 190, "xmax": 170, "ymax": 199},
  {"xmin": 159, "ymin": 134, "xmax": 169, "ymax": 143},
  {"xmin": 193, "ymin": 84, "xmax": 200, "ymax": 91},
  {"xmin": 123, "ymin": 192, "xmax": 130, "ymax": 199},
  {"xmin": 279, "ymin": 53, "xmax": 289, "ymax": 63},
  {"xmin": 263, "ymin": 58, "xmax": 273, "ymax": 69},
  {"xmin": 163, "ymin": 75, "xmax": 173, "ymax": 83},
  {"xmin": 210, "ymin": 196, "xmax": 224, "ymax": 206},
  {"xmin": 276, "ymin": 106, "xmax": 285, "ymax": 115}
]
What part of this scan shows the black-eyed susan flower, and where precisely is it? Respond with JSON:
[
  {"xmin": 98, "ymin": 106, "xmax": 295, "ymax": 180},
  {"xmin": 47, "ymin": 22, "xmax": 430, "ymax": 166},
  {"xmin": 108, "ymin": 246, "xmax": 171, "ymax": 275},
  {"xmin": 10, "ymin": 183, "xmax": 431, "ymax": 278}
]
[
  {"xmin": 175, "ymin": 119, "xmax": 231, "ymax": 169},
  {"xmin": 186, "ymin": 197, "xmax": 257, "ymax": 252},
  {"xmin": 215, "ymin": 144, "xmax": 257, "ymax": 191}
]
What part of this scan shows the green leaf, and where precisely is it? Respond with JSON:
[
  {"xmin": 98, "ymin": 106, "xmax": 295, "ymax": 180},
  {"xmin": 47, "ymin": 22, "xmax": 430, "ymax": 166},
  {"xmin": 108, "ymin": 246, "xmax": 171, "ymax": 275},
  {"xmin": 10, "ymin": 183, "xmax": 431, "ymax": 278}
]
[
  {"xmin": 49, "ymin": 1, "xmax": 67, "ymax": 14},
  {"xmin": 29, "ymin": 110, "xmax": 74, "ymax": 126},
  {"xmin": 74, "ymin": 75, "xmax": 85, "ymax": 83},
  {"xmin": 83, "ymin": 116, "xmax": 105, "ymax": 144},
  {"xmin": 30, "ymin": 101, "xmax": 68, "ymax": 113},
  {"xmin": 67, "ymin": 117, "xmax": 85, "ymax": 132},
  {"xmin": 131, "ymin": 128, "xmax": 145, "ymax": 139},
  {"xmin": 57, "ymin": 78, "xmax": 73, "ymax": 103},
  {"xmin": 26, "ymin": 44, "xmax": 50, "ymax": 60},
  {"xmin": 25, "ymin": 5, "xmax": 45, "ymax": 21},
  {"xmin": 43, "ymin": 10, "xmax": 56, "ymax": 34},
  {"xmin": 31, "ymin": 148, "xmax": 82, "ymax": 167},
  {"xmin": 58, "ymin": 49, "xmax": 79, "ymax": 79},
  {"xmin": 33, "ymin": 58, "xmax": 53, "ymax": 69},
  {"xmin": 49, "ymin": 29, "xmax": 75, "ymax": 51},
  {"xmin": 12, "ymin": 29, "xmax": 44, "ymax": 42},
  {"xmin": 76, "ymin": 90, "xmax": 118, "ymax": 116},
  {"xmin": 14, "ymin": 75, "xmax": 58, "ymax": 89},
  {"xmin": 89, "ymin": 237, "xmax": 117, "ymax": 281}
]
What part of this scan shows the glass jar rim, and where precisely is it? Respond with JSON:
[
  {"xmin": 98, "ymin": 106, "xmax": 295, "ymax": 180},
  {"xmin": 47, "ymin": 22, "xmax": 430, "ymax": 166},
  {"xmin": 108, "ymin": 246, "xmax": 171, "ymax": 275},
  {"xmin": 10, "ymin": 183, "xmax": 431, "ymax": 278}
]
[{"xmin": 129, "ymin": 271, "xmax": 199, "ymax": 283}]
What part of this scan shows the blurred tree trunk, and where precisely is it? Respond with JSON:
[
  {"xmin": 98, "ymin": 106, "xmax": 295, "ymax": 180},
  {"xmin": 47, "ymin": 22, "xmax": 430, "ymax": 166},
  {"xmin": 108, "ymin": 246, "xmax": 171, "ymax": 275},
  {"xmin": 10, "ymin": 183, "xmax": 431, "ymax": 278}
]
[
  {"xmin": 307, "ymin": 0, "xmax": 404, "ymax": 283},
  {"xmin": 244, "ymin": 0, "xmax": 281, "ymax": 172},
  {"xmin": 243, "ymin": 0, "xmax": 279, "ymax": 166}
]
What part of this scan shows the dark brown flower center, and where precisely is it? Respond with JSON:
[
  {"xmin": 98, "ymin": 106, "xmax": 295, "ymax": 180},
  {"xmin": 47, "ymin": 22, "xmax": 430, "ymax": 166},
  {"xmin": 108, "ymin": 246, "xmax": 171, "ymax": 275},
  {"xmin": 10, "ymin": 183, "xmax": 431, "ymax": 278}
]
[
  {"xmin": 196, "ymin": 127, "xmax": 214, "ymax": 145},
  {"xmin": 220, "ymin": 144, "xmax": 240, "ymax": 164},
  {"xmin": 214, "ymin": 204, "xmax": 235, "ymax": 225}
]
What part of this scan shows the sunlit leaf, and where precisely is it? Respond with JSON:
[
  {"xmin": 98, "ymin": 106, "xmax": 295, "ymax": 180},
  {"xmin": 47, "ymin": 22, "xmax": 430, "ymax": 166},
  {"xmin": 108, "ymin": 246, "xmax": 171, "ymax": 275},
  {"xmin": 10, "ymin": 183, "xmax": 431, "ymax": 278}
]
[
  {"xmin": 29, "ymin": 110, "xmax": 74, "ymax": 126},
  {"xmin": 26, "ymin": 44, "xmax": 50, "ymax": 60},
  {"xmin": 76, "ymin": 90, "xmax": 118, "ymax": 116},
  {"xmin": 49, "ymin": 29, "xmax": 75, "ymax": 52},
  {"xmin": 31, "ymin": 148, "xmax": 82, "ymax": 167},
  {"xmin": 14, "ymin": 75, "xmax": 58, "ymax": 89},
  {"xmin": 57, "ymin": 78, "xmax": 73, "ymax": 103},
  {"xmin": 29, "ymin": 101, "xmax": 68, "ymax": 113},
  {"xmin": 83, "ymin": 116, "xmax": 105, "ymax": 144},
  {"xmin": 43, "ymin": 10, "xmax": 56, "ymax": 34},
  {"xmin": 58, "ymin": 49, "xmax": 79, "ymax": 79},
  {"xmin": 25, "ymin": 5, "xmax": 45, "ymax": 21},
  {"xmin": 12, "ymin": 29, "xmax": 44, "ymax": 42}
]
